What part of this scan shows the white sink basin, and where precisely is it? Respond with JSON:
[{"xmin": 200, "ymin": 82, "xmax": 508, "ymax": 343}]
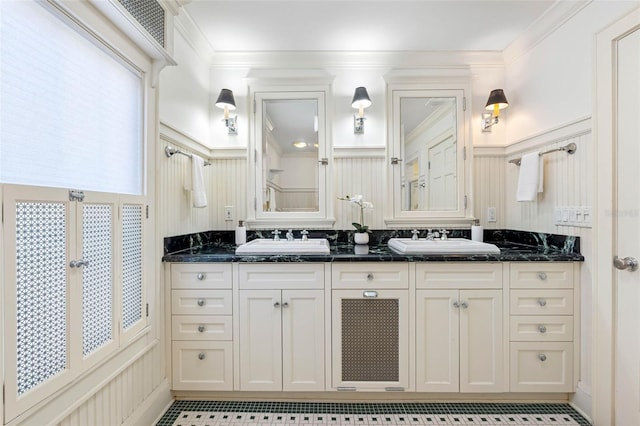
[
  {"xmin": 235, "ymin": 238, "xmax": 330, "ymax": 255},
  {"xmin": 387, "ymin": 238, "xmax": 500, "ymax": 254}
]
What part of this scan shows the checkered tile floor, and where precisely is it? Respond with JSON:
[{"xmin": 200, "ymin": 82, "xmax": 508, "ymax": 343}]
[{"xmin": 156, "ymin": 402, "xmax": 591, "ymax": 426}]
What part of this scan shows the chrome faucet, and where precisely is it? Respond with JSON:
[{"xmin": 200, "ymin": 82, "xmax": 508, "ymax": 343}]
[
  {"xmin": 272, "ymin": 229, "xmax": 281, "ymax": 241},
  {"xmin": 426, "ymin": 229, "xmax": 439, "ymax": 241},
  {"xmin": 301, "ymin": 230, "xmax": 309, "ymax": 241},
  {"xmin": 411, "ymin": 229, "xmax": 420, "ymax": 240},
  {"xmin": 439, "ymin": 229, "xmax": 449, "ymax": 240},
  {"xmin": 286, "ymin": 229, "xmax": 294, "ymax": 241}
]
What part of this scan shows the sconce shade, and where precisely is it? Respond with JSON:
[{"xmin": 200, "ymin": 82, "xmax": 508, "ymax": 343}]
[
  {"xmin": 484, "ymin": 89, "xmax": 509, "ymax": 111},
  {"xmin": 351, "ymin": 86, "xmax": 372, "ymax": 109},
  {"xmin": 215, "ymin": 88, "xmax": 237, "ymax": 111}
]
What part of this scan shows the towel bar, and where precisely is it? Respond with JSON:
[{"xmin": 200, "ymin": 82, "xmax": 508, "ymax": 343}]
[{"xmin": 508, "ymin": 142, "xmax": 577, "ymax": 166}]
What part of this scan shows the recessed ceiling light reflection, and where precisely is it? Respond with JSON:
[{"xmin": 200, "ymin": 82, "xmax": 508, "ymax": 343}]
[{"xmin": 292, "ymin": 141, "xmax": 307, "ymax": 148}]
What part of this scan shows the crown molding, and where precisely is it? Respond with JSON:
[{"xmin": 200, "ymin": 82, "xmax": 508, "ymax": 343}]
[
  {"xmin": 173, "ymin": 7, "xmax": 215, "ymax": 64},
  {"xmin": 503, "ymin": 0, "xmax": 592, "ymax": 64}
]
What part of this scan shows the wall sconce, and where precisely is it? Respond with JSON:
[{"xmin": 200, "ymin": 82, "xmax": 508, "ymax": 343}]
[
  {"xmin": 215, "ymin": 88, "xmax": 237, "ymax": 134},
  {"xmin": 351, "ymin": 86, "xmax": 371, "ymax": 134},
  {"xmin": 481, "ymin": 89, "xmax": 509, "ymax": 132}
]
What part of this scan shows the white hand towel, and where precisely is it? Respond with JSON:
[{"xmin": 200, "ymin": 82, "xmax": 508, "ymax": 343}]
[
  {"xmin": 191, "ymin": 155, "xmax": 207, "ymax": 208},
  {"xmin": 516, "ymin": 151, "xmax": 543, "ymax": 202}
]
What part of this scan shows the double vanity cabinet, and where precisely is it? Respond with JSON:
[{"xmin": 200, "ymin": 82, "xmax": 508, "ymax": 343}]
[{"xmin": 166, "ymin": 259, "xmax": 579, "ymax": 396}]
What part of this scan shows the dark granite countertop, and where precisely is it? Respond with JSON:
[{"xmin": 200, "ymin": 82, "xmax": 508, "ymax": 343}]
[{"xmin": 162, "ymin": 229, "xmax": 584, "ymax": 263}]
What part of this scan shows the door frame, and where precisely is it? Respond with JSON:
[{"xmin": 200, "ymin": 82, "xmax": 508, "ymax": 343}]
[{"xmin": 594, "ymin": 7, "xmax": 640, "ymax": 425}]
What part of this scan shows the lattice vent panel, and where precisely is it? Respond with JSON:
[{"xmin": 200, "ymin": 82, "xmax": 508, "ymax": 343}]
[
  {"xmin": 122, "ymin": 204, "xmax": 143, "ymax": 329},
  {"xmin": 15, "ymin": 202, "xmax": 68, "ymax": 395},
  {"xmin": 341, "ymin": 299, "xmax": 399, "ymax": 382},
  {"xmin": 117, "ymin": 0, "xmax": 165, "ymax": 47},
  {"xmin": 82, "ymin": 203, "xmax": 113, "ymax": 356}
]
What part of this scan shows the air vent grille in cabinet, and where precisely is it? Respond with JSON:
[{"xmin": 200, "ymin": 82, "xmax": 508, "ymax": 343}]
[
  {"xmin": 117, "ymin": 0, "xmax": 165, "ymax": 47},
  {"xmin": 341, "ymin": 299, "xmax": 399, "ymax": 382}
]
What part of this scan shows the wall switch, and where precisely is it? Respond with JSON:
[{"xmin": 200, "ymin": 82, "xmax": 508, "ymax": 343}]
[
  {"xmin": 487, "ymin": 207, "xmax": 497, "ymax": 222},
  {"xmin": 224, "ymin": 206, "xmax": 234, "ymax": 221}
]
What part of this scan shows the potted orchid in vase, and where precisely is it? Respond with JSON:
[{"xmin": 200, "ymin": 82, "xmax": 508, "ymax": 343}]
[{"xmin": 338, "ymin": 194, "xmax": 373, "ymax": 245}]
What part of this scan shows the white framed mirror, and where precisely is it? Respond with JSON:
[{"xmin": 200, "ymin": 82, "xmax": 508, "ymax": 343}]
[
  {"xmin": 385, "ymin": 80, "xmax": 472, "ymax": 226},
  {"xmin": 246, "ymin": 82, "xmax": 334, "ymax": 228}
]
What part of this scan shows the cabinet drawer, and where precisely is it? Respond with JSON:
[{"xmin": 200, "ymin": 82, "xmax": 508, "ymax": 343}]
[
  {"xmin": 171, "ymin": 263, "xmax": 232, "ymax": 289},
  {"xmin": 332, "ymin": 263, "xmax": 408, "ymax": 289},
  {"xmin": 510, "ymin": 342, "xmax": 574, "ymax": 392},
  {"xmin": 172, "ymin": 341, "xmax": 233, "ymax": 391},
  {"xmin": 172, "ymin": 315, "xmax": 232, "ymax": 341},
  {"xmin": 510, "ymin": 316, "xmax": 573, "ymax": 342},
  {"xmin": 509, "ymin": 263, "xmax": 574, "ymax": 289},
  {"xmin": 171, "ymin": 290, "xmax": 232, "ymax": 315},
  {"xmin": 239, "ymin": 263, "xmax": 324, "ymax": 289},
  {"xmin": 416, "ymin": 262, "xmax": 502, "ymax": 289},
  {"xmin": 510, "ymin": 290, "xmax": 573, "ymax": 315}
]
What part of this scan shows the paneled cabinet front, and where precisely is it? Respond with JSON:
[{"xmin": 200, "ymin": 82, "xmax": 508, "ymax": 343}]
[
  {"xmin": 171, "ymin": 263, "xmax": 233, "ymax": 391},
  {"xmin": 415, "ymin": 263, "xmax": 505, "ymax": 393},
  {"xmin": 238, "ymin": 264, "xmax": 325, "ymax": 391}
]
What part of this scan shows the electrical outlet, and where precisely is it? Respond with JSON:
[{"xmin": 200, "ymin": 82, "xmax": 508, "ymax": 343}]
[
  {"xmin": 224, "ymin": 206, "xmax": 234, "ymax": 221},
  {"xmin": 487, "ymin": 207, "xmax": 497, "ymax": 223}
]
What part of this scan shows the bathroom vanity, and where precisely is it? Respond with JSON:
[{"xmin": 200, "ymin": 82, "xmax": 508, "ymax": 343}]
[{"xmin": 164, "ymin": 232, "xmax": 582, "ymax": 398}]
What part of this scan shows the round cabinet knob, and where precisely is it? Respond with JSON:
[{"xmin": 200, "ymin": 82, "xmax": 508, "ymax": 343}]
[
  {"xmin": 538, "ymin": 325, "xmax": 547, "ymax": 334},
  {"xmin": 198, "ymin": 325, "xmax": 205, "ymax": 333},
  {"xmin": 198, "ymin": 352, "xmax": 206, "ymax": 360},
  {"xmin": 538, "ymin": 272, "xmax": 548, "ymax": 281},
  {"xmin": 274, "ymin": 302, "xmax": 281, "ymax": 308},
  {"xmin": 460, "ymin": 301, "xmax": 469, "ymax": 309},
  {"xmin": 453, "ymin": 301, "xmax": 460, "ymax": 308},
  {"xmin": 282, "ymin": 302, "xmax": 289, "ymax": 308},
  {"xmin": 538, "ymin": 354, "xmax": 547, "ymax": 362},
  {"xmin": 537, "ymin": 298, "xmax": 547, "ymax": 307},
  {"xmin": 367, "ymin": 273, "xmax": 374, "ymax": 281},
  {"xmin": 197, "ymin": 299, "xmax": 205, "ymax": 307},
  {"xmin": 197, "ymin": 273, "xmax": 206, "ymax": 281}
]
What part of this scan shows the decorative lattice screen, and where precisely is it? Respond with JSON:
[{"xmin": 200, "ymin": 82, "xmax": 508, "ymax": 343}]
[
  {"xmin": 16, "ymin": 202, "xmax": 68, "ymax": 395},
  {"xmin": 117, "ymin": 0, "xmax": 165, "ymax": 47},
  {"xmin": 122, "ymin": 204, "xmax": 143, "ymax": 329}
]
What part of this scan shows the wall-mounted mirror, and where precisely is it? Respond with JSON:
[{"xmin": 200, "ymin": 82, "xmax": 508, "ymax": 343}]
[
  {"xmin": 386, "ymin": 84, "xmax": 471, "ymax": 226},
  {"xmin": 247, "ymin": 86, "xmax": 334, "ymax": 228}
]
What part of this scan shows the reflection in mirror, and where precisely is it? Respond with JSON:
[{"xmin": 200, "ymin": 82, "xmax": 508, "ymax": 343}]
[
  {"xmin": 261, "ymin": 98, "xmax": 319, "ymax": 213},
  {"xmin": 400, "ymin": 97, "xmax": 457, "ymax": 211}
]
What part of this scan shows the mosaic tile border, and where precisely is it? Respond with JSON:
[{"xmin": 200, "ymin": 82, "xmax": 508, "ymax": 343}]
[{"xmin": 156, "ymin": 401, "xmax": 591, "ymax": 426}]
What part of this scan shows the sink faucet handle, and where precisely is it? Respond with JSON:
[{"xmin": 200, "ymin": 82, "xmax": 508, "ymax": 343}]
[
  {"xmin": 440, "ymin": 229, "xmax": 449, "ymax": 240},
  {"xmin": 301, "ymin": 230, "xmax": 309, "ymax": 241},
  {"xmin": 272, "ymin": 229, "xmax": 281, "ymax": 241},
  {"xmin": 426, "ymin": 229, "xmax": 434, "ymax": 240},
  {"xmin": 286, "ymin": 229, "xmax": 294, "ymax": 241},
  {"xmin": 411, "ymin": 229, "xmax": 420, "ymax": 240}
]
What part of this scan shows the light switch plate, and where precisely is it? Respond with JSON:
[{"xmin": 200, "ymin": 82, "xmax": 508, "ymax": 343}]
[{"xmin": 487, "ymin": 207, "xmax": 497, "ymax": 222}]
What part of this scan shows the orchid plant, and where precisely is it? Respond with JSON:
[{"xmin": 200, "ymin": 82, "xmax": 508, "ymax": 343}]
[{"xmin": 338, "ymin": 194, "xmax": 373, "ymax": 233}]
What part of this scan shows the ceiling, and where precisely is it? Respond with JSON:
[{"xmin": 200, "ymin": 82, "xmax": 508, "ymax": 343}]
[{"xmin": 184, "ymin": 0, "xmax": 557, "ymax": 53}]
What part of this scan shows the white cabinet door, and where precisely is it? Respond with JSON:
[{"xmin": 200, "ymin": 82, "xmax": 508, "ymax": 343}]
[
  {"xmin": 282, "ymin": 289, "xmax": 325, "ymax": 391},
  {"xmin": 459, "ymin": 289, "xmax": 504, "ymax": 393},
  {"xmin": 239, "ymin": 290, "xmax": 282, "ymax": 391},
  {"xmin": 240, "ymin": 289, "xmax": 325, "ymax": 391},
  {"xmin": 416, "ymin": 289, "xmax": 504, "ymax": 393},
  {"xmin": 416, "ymin": 290, "xmax": 459, "ymax": 392}
]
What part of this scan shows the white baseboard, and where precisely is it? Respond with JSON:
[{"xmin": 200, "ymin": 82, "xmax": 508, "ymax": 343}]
[
  {"xmin": 571, "ymin": 381, "xmax": 592, "ymax": 423},
  {"xmin": 124, "ymin": 379, "xmax": 173, "ymax": 426}
]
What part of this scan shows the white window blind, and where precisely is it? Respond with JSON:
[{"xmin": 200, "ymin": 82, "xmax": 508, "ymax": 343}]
[{"xmin": 0, "ymin": 2, "xmax": 143, "ymax": 195}]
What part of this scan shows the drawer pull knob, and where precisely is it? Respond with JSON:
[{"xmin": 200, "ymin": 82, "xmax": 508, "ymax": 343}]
[
  {"xmin": 198, "ymin": 352, "xmax": 206, "ymax": 360},
  {"xmin": 282, "ymin": 302, "xmax": 289, "ymax": 308},
  {"xmin": 367, "ymin": 273, "xmax": 374, "ymax": 281},
  {"xmin": 537, "ymin": 298, "xmax": 547, "ymax": 307},
  {"xmin": 453, "ymin": 301, "xmax": 460, "ymax": 308},
  {"xmin": 197, "ymin": 273, "xmax": 206, "ymax": 281},
  {"xmin": 538, "ymin": 354, "xmax": 547, "ymax": 362},
  {"xmin": 538, "ymin": 325, "xmax": 547, "ymax": 334},
  {"xmin": 198, "ymin": 325, "xmax": 205, "ymax": 333},
  {"xmin": 274, "ymin": 301, "xmax": 281, "ymax": 308},
  {"xmin": 197, "ymin": 299, "xmax": 205, "ymax": 307},
  {"xmin": 460, "ymin": 301, "xmax": 468, "ymax": 309},
  {"xmin": 363, "ymin": 290, "xmax": 378, "ymax": 298},
  {"xmin": 538, "ymin": 272, "xmax": 548, "ymax": 280}
]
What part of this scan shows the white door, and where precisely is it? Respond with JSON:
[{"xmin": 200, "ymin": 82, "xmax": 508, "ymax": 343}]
[
  {"xmin": 282, "ymin": 289, "xmax": 325, "ymax": 391},
  {"xmin": 239, "ymin": 290, "xmax": 282, "ymax": 390},
  {"xmin": 459, "ymin": 289, "xmax": 504, "ymax": 393},
  {"xmin": 428, "ymin": 136, "xmax": 457, "ymax": 210},
  {"xmin": 613, "ymin": 24, "xmax": 640, "ymax": 426}
]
